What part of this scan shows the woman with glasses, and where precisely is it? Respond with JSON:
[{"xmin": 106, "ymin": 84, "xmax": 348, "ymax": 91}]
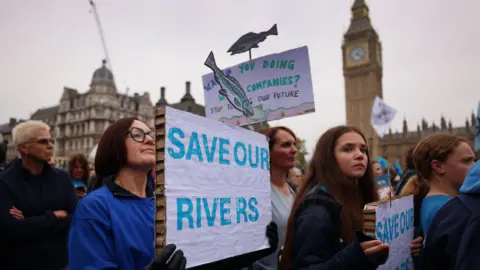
[{"xmin": 68, "ymin": 118, "xmax": 187, "ymax": 270}]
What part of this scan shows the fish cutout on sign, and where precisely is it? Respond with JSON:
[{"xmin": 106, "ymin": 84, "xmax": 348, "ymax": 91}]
[
  {"xmin": 204, "ymin": 52, "xmax": 254, "ymax": 118},
  {"xmin": 227, "ymin": 24, "xmax": 278, "ymax": 55}
]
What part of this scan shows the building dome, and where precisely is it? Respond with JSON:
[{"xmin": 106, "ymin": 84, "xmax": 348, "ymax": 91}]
[{"xmin": 90, "ymin": 59, "xmax": 115, "ymax": 88}]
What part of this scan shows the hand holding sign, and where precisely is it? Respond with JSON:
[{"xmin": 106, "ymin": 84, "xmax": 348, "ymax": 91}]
[
  {"xmin": 361, "ymin": 240, "xmax": 390, "ymax": 262},
  {"xmin": 410, "ymin": 236, "xmax": 423, "ymax": 256},
  {"xmin": 266, "ymin": 221, "xmax": 279, "ymax": 253},
  {"xmin": 145, "ymin": 244, "xmax": 186, "ymax": 270}
]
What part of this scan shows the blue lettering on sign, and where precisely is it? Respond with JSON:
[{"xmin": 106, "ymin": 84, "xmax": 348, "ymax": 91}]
[
  {"xmin": 234, "ymin": 142, "xmax": 247, "ymax": 166},
  {"xmin": 395, "ymin": 257, "xmax": 412, "ymax": 270},
  {"xmin": 376, "ymin": 208, "xmax": 414, "ymax": 244},
  {"xmin": 186, "ymin": 132, "xmax": 203, "ymax": 162},
  {"xmin": 260, "ymin": 148, "xmax": 270, "ymax": 170},
  {"xmin": 219, "ymin": 138, "xmax": 230, "ymax": 165},
  {"xmin": 202, "ymin": 134, "xmax": 217, "ymax": 162},
  {"xmin": 248, "ymin": 145, "xmax": 259, "ymax": 168},
  {"xmin": 176, "ymin": 197, "xmax": 260, "ymax": 231},
  {"xmin": 167, "ymin": 127, "xmax": 185, "ymax": 159},
  {"xmin": 166, "ymin": 127, "xmax": 269, "ymax": 170},
  {"xmin": 220, "ymin": 198, "xmax": 231, "ymax": 225}
]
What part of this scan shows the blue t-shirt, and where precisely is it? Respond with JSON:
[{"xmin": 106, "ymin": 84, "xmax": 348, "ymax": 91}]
[{"xmin": 420, "ymin": 195, "xmax": 452, "ymax": 237}]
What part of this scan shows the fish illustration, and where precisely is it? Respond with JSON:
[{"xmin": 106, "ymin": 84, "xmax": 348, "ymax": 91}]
[
  {"xmin": 227, "ymin": 24, "xmax": 278, "ymax": 55},
  {"xmin": 204, "ymin": 52, "xmax": 254, "ymax": 117}
]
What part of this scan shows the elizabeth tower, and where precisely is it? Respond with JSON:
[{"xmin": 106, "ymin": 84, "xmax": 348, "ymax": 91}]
[{"xmin": 342, "ymin": 0, "xmax": 383, "ymax": 157}]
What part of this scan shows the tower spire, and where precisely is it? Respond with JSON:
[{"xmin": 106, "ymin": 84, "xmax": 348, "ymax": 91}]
[{"xmin": 345, "ymin": 0, "xmax": 376, "ymax": 36}]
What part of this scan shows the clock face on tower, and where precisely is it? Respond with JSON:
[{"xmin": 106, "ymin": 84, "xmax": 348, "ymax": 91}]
[{"xmin": 349, "ymin": 46, "xmax": 366, "ymax": 62}]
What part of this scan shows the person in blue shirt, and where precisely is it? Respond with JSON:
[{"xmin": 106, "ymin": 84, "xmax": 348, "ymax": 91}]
[
  {"xmin": 420, "ymin": 160, "xmax": 480, "ymax": 269},
  {"xmin": 407, "ymin": 134, "xmax": 475, "ymax": 238},
  {"xmin": 68, "ymin": 117, "xmax": 187, "ymax": 270}
]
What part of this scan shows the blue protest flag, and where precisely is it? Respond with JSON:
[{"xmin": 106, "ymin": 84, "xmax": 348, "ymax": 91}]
[
  {"xmin": 395, "ymin": 160, "xmax": 403, "ymax": 175},
  {"xmin": 376, "ymin": 156, "xmax": 390, "ymax": 169},
  {"xmin": 376, "ymin": 174, "xmax": 391, "ymax": 188}
]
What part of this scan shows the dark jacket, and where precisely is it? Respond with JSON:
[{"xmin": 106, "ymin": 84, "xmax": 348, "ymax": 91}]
[
  {"xmin": 0, "ymin": 158, "xmax": 78, "ymax": 270},
  {"xmin": 289, "ymin": 185, "xmax": 383, "ymax": 269},
  {"xmin": 420, "ymin": 161, "xmax": 480, "ymax": 270}
]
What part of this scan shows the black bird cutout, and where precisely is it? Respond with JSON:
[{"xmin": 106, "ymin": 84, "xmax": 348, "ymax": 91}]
[{"xmin": 227, "ymin": 24, "xmax": 278, "ymax": 56}]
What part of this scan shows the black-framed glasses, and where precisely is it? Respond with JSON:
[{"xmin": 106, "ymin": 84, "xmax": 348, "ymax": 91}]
[{"xmin": 127, "ymin": 127, "xmax": 155, "ymax": 143}]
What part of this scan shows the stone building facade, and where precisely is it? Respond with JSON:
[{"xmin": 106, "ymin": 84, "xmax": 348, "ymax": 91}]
[
  {"xmin": 0, "ymin": 118, "xmax": 25, "ymax": 161},
  {"xmin": 343, "ymin": 0, "xmax": 477, "ymax": 167},
  {"xmin": 54, "ymin": 60, "xmax": 153, "ymax": 157},
  {"xmin": 0, "ymin": 60, "xmax": 267, "ymax": 162},
  {"xmin": 380, "ymin": 117, "xmax": 476, "ymax": 166}
]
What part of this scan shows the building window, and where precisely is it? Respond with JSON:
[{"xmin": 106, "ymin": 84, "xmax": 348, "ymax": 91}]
[
  {"xmin": 382, "ymin": 145, "xmax": 388, "ymax": 156},
  {"xmin": 396, "ymin": 144, "xmax": 402, "ymax": 156}
]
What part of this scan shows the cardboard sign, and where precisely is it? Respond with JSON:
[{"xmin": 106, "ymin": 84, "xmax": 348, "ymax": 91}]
[
  {"xmin": 202, "ymin": 46, "xmax": 315, "ymax": 126},
  {"xmin": 154, "ymin": 106, "xmax": 272, "ymax": 268},
  {"xmin": 364, "ymin": 195, "xmax": 414, "ymax": 270}
]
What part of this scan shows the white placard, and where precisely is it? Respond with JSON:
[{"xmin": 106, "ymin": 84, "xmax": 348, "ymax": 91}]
[
  {"xmin": 202, "ymin": 46, "xmax": 315, "ymax": 126},
  {"xmin": 375, "ymin": 195, "xmax": 414, "ymax": 270},
  {"xmin": 164, "ymin": 107, "xmax": 272, "ymax": 268}
]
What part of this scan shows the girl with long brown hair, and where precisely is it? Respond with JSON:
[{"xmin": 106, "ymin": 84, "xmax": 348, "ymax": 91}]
[{"xmin": 279, "ymin": 126, "xmax": 389, "ymax": 269}]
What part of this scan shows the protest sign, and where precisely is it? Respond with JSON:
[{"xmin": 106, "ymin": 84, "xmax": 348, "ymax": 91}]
[
  {"xmin": 364, "ymin": 195, "xmax": 414, "ymax": 270},
  {"xmin": 202, "ymin": 46, "xmax": 315, "ymax": 126},
  {"xmin": 154, "ymin": 106, "xmax": 272, "ymax": 268},
  {"xmin": 376, "ymin": 174, "xmax": 392, "ymax": 200}
]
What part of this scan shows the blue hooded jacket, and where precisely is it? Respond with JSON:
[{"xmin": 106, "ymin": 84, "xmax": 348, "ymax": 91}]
[
  {"xmin": 420, "ymin": 161, "xmax": 480, "ymax": 270},
  {"xmin": 68, "ymin": 175, "xmax": 155, "ymax": 270}
]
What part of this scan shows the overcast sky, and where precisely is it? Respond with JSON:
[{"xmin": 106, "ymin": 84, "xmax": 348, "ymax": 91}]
[{"xmin": 0, "ymin": 0, "xmax": 478, "ymax": 156}]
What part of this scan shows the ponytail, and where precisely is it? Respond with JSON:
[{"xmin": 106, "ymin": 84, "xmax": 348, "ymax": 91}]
[{"xmin": 403, "ymin": 175, "xmax": 429, "ymax": 227}]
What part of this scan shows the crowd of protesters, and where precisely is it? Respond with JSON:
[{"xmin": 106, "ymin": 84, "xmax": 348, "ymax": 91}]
[{"xmin": 0, "ymin": 118, "xmax": 479, "ymax": 270}]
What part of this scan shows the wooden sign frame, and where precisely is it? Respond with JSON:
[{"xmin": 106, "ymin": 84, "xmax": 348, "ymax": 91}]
[
  {"xmin": 154, "ymin": 106, "xmax": 167, "ymax": 256},
  {"xmin": 363, "ymin": 195, "xmax": 410, "ymax": 237}
]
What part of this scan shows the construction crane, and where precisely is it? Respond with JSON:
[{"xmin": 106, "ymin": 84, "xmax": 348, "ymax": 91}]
[
  {"xmin": 88, "ymin": 0, "xmax": 113, "ymax": 74},
  {"xmin": 89, "ymin": 0, "xmax": 131, "ymax": 94}
]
